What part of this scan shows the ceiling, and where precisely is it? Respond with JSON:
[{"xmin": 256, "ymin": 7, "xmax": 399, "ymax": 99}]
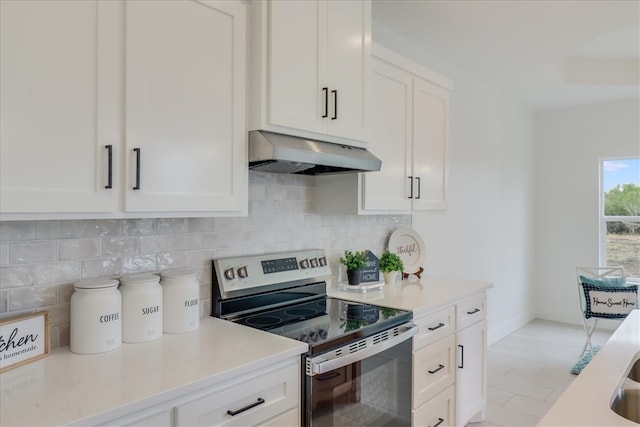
[{"xmin": 372, "ymin": 0, "xmax": 640, "ymax": 110}]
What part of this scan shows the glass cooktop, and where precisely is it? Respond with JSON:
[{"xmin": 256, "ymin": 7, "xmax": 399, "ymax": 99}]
[{"xmin": 232, "ymin": 297, "xmax": 412, "ymax": 355}]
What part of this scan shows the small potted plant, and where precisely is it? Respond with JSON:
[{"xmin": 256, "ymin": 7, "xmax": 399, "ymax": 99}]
[
  {"xmin": 339, "ymin": 250, "xmax": 366, "ymax": 285},
  {"xmin": 379, "ymin": 251, "xmax": 404, "ymax": 285}
]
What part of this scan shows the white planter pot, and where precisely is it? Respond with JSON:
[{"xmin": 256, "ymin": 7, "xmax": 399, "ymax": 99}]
[{"xmin": 383, "ymin": 271, "xmax": 399, "ymax": 285}]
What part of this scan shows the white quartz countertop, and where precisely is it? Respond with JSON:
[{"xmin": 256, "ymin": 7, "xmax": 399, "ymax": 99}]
[
  {"xmin": 0, "ymin": 317, "xmax": 308, "ymax": 426},
  {"xmin": 327, "ymin": 275, "xmax": 493, "ymax": 315},
  {"xmin": 538, "ymin": 309, "xmax": 640, "ymax": 426}
]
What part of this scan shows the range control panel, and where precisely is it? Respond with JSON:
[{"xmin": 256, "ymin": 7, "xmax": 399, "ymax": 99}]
[{"xmin": 213, "ymin": 249, "xmax": 331, "ymax": 297}]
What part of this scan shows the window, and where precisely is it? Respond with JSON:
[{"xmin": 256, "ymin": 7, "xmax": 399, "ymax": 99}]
[{"xmin": 600, "ymin": 157, "xmax": 640, "ymax": 279}]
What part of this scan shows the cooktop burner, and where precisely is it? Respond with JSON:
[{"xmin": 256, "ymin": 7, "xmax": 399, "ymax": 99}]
[{"xmin": 234, "ymin": 299, "xmax": 327, "ymax": 330}]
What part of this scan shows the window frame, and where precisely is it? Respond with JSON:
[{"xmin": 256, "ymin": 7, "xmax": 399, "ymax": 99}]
[{"xmin": 599, "ymin": 156, "xmax": 640, "ymax": 280}]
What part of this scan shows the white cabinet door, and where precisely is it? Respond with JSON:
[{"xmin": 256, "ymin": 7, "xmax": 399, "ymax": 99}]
[
  {"xmin": 456, "ymin": 320, "xmax": 486, "ymax": 427},
  {"xmin": 325, "ymin": 0, "xmax": 370, "ymax": 142},
  {"xmin": 361, "ymin": 59, "xmax": 411, "ymax": 212},
  {"xmin": 412, "ymin": 77, "xmax": 449, "ymax": 211},
  {"xmin": 254, "ymin": 0, "xmax": 369, "ymax": 144},
  {"xmin": 0, "ymin": 0, "xmax": 122, "ymax": 214},
  {"xmin": 268, "ymin": 0, "xmax": 326, "ymax": 135},
  {"xmin": 125, "ymin": 0, "xmax": 247, "ymax": 213}
]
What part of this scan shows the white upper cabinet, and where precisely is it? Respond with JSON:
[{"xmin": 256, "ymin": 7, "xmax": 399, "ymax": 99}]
[
  {"xmin": 249, "ymin": 0, "xmax": 370, "ymax": 145},
  {"xmin": 125, "ymin": 0, "xmax": 246, "ymax": 213},
  {"xmin": 0, "ymin": 0, "xmax": 247, "ymax": 219},
  {"xmin": 361, "ymin": 59, "xmax": 412, "ymax": 211},
  {"xmin": 0, "ymin": 1, "xmax": 122, "ymax": 214},
  {"xmin": 411, "ymin": 76, "xmax": 449, "ymax": 211},
  {"xmin": 314, "ymin": 45, "xmax": 451, "ymax": 214}
]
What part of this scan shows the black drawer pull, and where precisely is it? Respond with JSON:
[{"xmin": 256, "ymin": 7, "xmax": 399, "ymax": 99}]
[
  {"xmin": 458, "ymin": 344, "xmax": 464, "ymax": 369},
  {"xmin": 226, "ymin": 397, "xmax": 265, "ymax": 416},
  {"xmin": 415, "ymin": 176, "xmax": 421, "ymax": 199},
  {"xmin": 408, "ymin": 176, "xmax": 413, "ymax": 199},
  {"xmin": 430, "ymin": 417, "xmax": 445, "ymax": 427},
  {"xmin": 331, "ymin": 89, "xmax": 337, "ymax": 119},
  {"xmin": 467, "ymin": 308, "xmax": 480, "ymax": 315},
  {"xmin": 322, "ymin": 87, "xmax": 328, "ymax": 118},
  {"xmin": 132, "ymin": 148, "xmax": 141, "ymax": 190},
  {"xmin": 105, "ymin": 145, "xmax": 113, "ymax": 189},
  {"xmin": 428, "ymin": 364, "xmax": 445, "ymax": 374},
  {"xmin": 428, "ymin": 322, "xmax": 445, "ymax": 331}
]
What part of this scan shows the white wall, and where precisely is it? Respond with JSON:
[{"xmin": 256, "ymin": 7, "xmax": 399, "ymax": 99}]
[
  {"xmin": 373, "ymin": 23, "xmax": 536, "ymax": 345},
  {"xmin": 534, "ymin": 98, "xmax": 640, "ymax": 328}
]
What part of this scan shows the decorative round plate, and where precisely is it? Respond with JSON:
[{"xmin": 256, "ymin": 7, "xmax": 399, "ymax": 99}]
[{"xmin": 388, "ymin": 228, "xmax": 425, "ymax": 275}]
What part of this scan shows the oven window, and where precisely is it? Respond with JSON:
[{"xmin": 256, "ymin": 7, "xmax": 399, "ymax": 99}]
[{"xmin": 306, "ymin": 339, "xmax": 412, "ymax": 427}]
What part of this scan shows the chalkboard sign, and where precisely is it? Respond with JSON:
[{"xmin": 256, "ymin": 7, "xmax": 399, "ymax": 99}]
[{"xmin": 361, "ymin": 250, "xmax": 380, "ymax": 283}]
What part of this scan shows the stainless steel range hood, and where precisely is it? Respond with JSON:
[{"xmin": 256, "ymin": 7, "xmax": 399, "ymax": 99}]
[{"xmin": 248, "ymin": 130, "xmax": 382, "ymax": 175}]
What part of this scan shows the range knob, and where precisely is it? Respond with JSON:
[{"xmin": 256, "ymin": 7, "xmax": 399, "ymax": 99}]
[
  {"xmin": 237, "ymin": 266, "xmax": 248, "ymax": 278},
  {"xmin": 318, "ymin": 329, "xmax": 328, "ymax": 340},
  {"xmin": 224, "ymin": 268, "xmax": 236, "ymax": 280},
  {"xmin": 310, "ymin": 258, "xmax": 318, "ymax": 268},
  {"xmin": 308, "ymin": 331, "xmax": 319, "ymax": 342},
  {"xmin": 300, "ymin": 259, "xmax": 309, "ymax": 269},
  {"xmin": 318, "ymin": 256, "xmax": 327, "ymax": 267}
]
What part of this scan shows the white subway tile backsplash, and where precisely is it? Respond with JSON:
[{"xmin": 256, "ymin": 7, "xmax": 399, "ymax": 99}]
[
  {"xmin": 0, "ymin": 265, "xmax": 34, "ymax": 288},
  {"xmin": 35, "ymin": 261, "xmax": 82, "ymax": 285},
  {"xmin": 82, "ymin": 257, "xmax": 122, "ymax": 279},
  {"xmin": 102, "ymin": 237, "xmax": 138, "ymax": 257},
  {"xmin": 121, "ymin": 254, "xmax": 157, "ymax": 274},
  {"xmin": 35, "ymin": 220, "xmax": 82, "ymax": 240},
  {"xmin": 0, "ymin": 221, "xmax": 35, "ymax": 241},
  {"xmin": 59, "ymin": 238, "xmax": 101, "ymax": 260},
  {"xmin": 122, "ymin": 219, "xmax": 155, "ymax": 236},
  {"xmin": 0, "ymin": 174, "xmax": 410, "ymax": 349},
  {"xmin": 10, "ymin": 241, "xmax": 57, "ymax": 264},
  {"xmin": 81, "ymin": 219, "xmax": 120, "ymax": 237},
  {"xmin": 0, "ymin": 243, "xmax": 8, "ymax": 266},
  {"xmin": 8, "ymin": 285, "xmax": 57, "ymax": 311},
  {"xmin": 156, "ymin": 218, "xmax": 188, "ymax": 235}
]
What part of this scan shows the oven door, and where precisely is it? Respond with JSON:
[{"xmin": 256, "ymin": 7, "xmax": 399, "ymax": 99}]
[{"xmin": 304, "ymin": 322, "xmax": 418, "ymax": 427}]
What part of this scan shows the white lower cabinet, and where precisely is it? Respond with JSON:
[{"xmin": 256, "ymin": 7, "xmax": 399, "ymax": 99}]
[
  {"xmin": 412, "ymin": 292, "xmax": 487, "ymax": 427},
  {"xmin": 93, "ymin": 359, "xmax": 300, "ymax": 427},
  {"xmin": 174, "ymin": 360, "xmax": 299, "ymax": 426},
  {"xmin": 413, "ymin": 385, "xmax": 455, "ymax": 427},
  {"xmin": 456, "ymin": 295, "xmax": 487, "ymax": 427}
]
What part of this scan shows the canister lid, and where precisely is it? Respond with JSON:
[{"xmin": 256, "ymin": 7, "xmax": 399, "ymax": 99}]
[
  {"xmin": 119, "ymin": 273, "xmax": 160, "ymax": 285},
  {"xmin": 160, "ymin": 269, "xmax": 198, "ymax": 279},
  {"xmin": 74, "ymin": 278, "xmax": 119, "ymax": 290}
]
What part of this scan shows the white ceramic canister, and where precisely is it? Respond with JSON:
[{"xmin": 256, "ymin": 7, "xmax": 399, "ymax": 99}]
[
  {"xmin": 119, "ymin": 274, "xmax": 163, "ymax": 343},
  {"xmin": 70, "ymin": 278, "xmax": 122, "ymax": 354},
  {"xmin": 160, "ymin": 270, "xmax": 200, "ymax": 333}
]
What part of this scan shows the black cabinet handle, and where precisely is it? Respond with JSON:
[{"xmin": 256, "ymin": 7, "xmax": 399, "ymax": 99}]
[
  {"xmin": 105, "ymin": 145, "xmax": 113, "ymax": 189},
  {"xmin": 322, "ymin": 87, "xmax": 328, "ymax": 118},
  {"xmin": 408, "ymin": 176, "xmax": 413, "ymax": 199},
  {"xmin": 428, "ymin": 364, "xmax": 445, "ymax": 374},
  {"xmin": 226, "ymin": 398, "xmax": 265, "ymax": 416},
  {"xmin": 458, "ymin": 344, "xmax": 464, "ymax": 369},
  {"xmin": 467, "ymin": 308, "xmax": 480, "ymax": 315},
  {"xmin": 430, "ymin": 417, "xmax": 445, "ymax": 427},
  {"xmin": 428, "ymin": 322, "xmax": 445, "ymax": 331},
  {"xmin": 331, "ymin": 89, "xmax": 337, "ymax": 119},
  {"xmin": 132, "ymin": 148, "xmax": 141, "ymax": 190},
  {"xmin": 415, "ymin": 176, "xmax": 421, "ymax": 199}
]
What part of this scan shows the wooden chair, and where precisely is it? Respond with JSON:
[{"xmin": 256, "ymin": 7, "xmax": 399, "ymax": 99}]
[{"xmin": 576, "ymin": 266, "xmax": 637, "ymax": 357}]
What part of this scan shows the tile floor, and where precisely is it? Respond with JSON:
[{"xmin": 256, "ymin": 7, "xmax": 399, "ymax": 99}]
[{"xmin": 474, "ymin": 319, "xmax": 615, "ymax": 426}]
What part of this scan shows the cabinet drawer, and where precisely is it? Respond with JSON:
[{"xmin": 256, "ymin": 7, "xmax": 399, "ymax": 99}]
[
  {"xmin": 412, "ymin": 385, "xmax": 455, "ymax": 427},
  {"xmin": 261, "ymin": 407, "xmax": 299, "ymax": 427},
  {"xmin": 175, "ymin": 362, "xmax": 299, "ymax": 426},
  {"xmin": 413, "ymin": 335, "xmax": 456, "ymax": 409},
  {"xmin": 456, "ymin": 294, "xmax": 486, "ymax": 331},
  {"xmin": 414, "ymin": 306, "xmax": 455, "ymax": 351}
]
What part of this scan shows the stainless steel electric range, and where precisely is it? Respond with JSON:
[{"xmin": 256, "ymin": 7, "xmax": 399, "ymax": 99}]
[{"xmin": 212, "ymin": 249, "xmax": 417, "ymax": 427}]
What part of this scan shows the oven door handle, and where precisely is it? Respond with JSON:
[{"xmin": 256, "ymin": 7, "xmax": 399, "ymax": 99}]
[{"xmin": 306, "ymin": 322, "xmax": 418, "ymax": 376}]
